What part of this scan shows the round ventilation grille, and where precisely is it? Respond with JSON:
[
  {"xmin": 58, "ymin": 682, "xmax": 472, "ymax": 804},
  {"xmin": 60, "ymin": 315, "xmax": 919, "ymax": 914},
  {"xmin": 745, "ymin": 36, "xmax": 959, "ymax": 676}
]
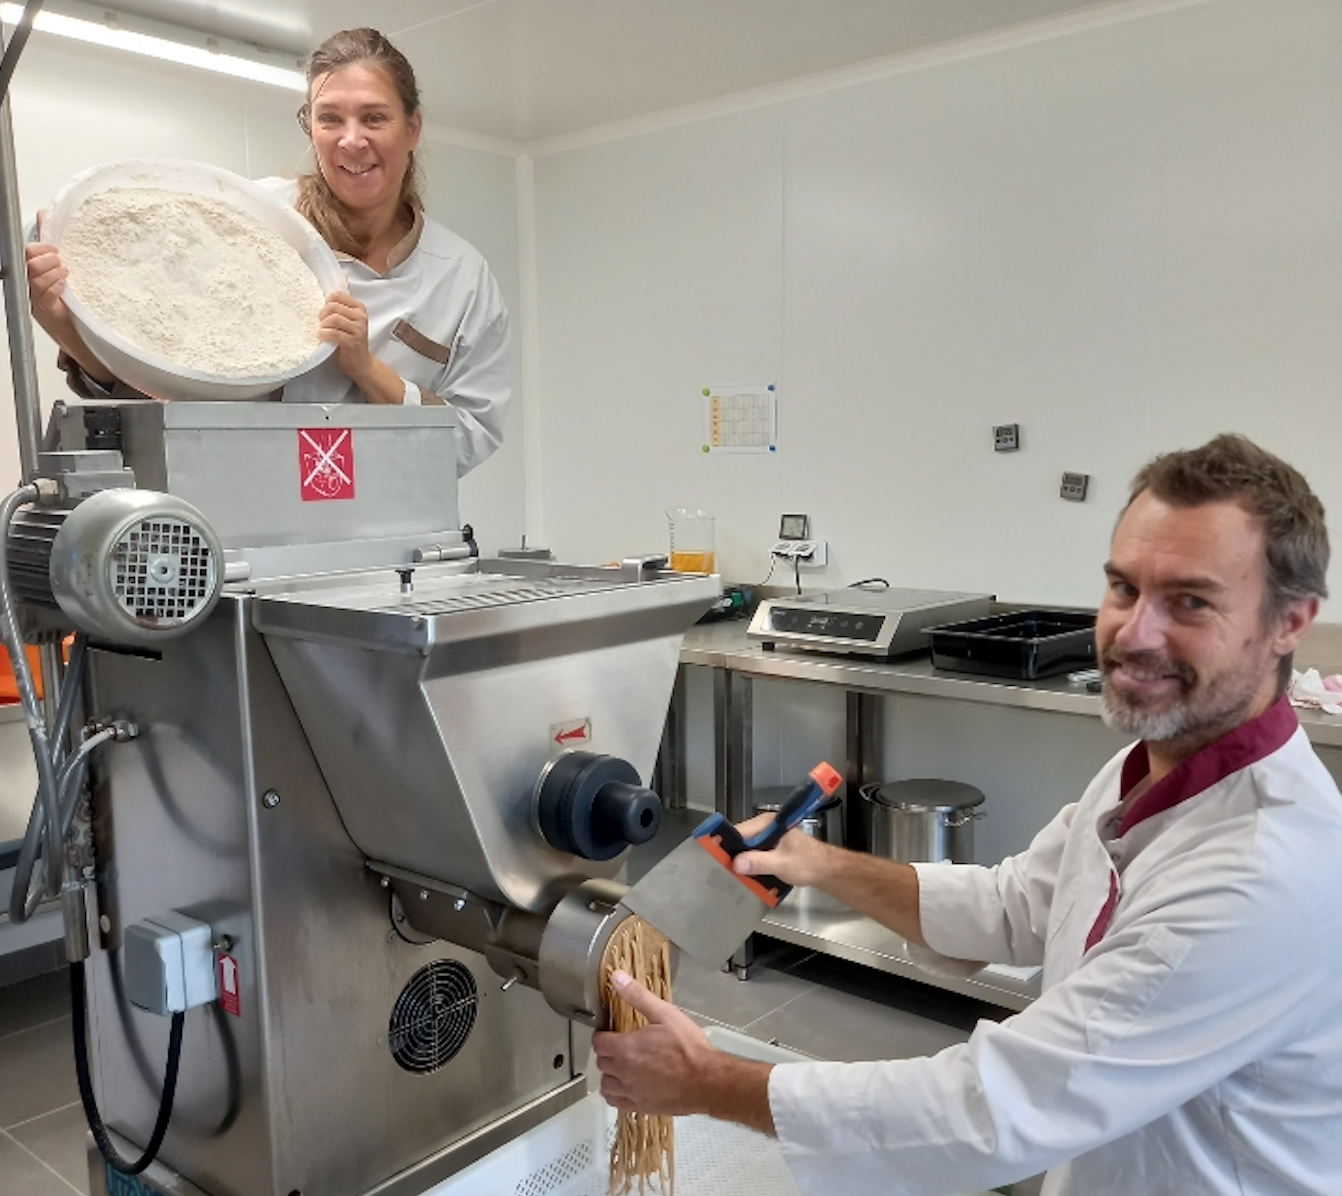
[
  {"xmin": 111, "ymin": 516, "xmax": 216, "ymax": 627},
  {"xmin": 388, "ymin": 960, "xmax": 478, "ymax": 1074}
]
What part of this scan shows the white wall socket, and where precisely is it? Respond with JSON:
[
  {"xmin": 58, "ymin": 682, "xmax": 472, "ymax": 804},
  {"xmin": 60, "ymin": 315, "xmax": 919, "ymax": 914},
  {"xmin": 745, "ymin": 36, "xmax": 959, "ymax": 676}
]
[{"xmin": 772, "ymin": 539, "xmax": 828, "ymax": 567}]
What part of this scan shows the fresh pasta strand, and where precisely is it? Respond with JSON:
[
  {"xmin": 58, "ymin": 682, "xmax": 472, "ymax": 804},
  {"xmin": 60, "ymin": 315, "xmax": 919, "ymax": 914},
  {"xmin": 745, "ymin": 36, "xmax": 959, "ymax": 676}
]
[{"xmin": 601, "ymin": 916, "xmax": 674, "ymax": 1196}]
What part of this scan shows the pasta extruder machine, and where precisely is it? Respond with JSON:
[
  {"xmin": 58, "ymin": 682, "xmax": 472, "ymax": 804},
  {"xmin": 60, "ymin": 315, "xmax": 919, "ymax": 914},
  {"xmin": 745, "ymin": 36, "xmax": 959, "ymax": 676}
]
[{"xmin": 1, "ymin": 398, "xmax": 717, "ymax": 1196}]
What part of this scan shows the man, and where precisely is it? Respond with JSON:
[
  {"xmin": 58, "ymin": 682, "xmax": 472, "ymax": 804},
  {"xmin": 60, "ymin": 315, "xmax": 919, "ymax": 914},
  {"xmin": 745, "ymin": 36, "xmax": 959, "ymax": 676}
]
[{"xmin": 595, "ymin": 434, "xmax": 1342, "ymax": 1195}]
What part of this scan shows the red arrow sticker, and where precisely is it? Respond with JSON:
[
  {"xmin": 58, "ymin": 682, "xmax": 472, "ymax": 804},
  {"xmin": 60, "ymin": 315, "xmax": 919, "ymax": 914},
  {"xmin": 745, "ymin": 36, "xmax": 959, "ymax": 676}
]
[
  {"xmin": 217, "ymin": 952, "xmax": 241, "ymax": 1017},
  {"xmin": 550, "ymin": 718, "xmax": 592, "ymax": 748},
  {"xmin": 298, "ymin": 428, "xmax": 355, "ymax": 501}
]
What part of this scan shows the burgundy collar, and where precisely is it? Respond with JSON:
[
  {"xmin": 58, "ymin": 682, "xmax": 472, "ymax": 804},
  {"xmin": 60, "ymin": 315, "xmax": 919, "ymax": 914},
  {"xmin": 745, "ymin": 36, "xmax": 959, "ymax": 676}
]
[{"xmin": 1116, "ymin": 695, "xmax": 1298, "ymax": 837}]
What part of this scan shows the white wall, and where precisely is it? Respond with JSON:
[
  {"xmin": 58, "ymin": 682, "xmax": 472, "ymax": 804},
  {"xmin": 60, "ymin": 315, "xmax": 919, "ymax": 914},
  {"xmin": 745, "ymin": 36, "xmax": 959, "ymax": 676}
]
[
  {"xmin": 530, "ymin": 0, "xmax": 1342, "ymax": 617},
  {"xmin": 0, "ymin": 36, "xmax": 525, "ymax": 546}
]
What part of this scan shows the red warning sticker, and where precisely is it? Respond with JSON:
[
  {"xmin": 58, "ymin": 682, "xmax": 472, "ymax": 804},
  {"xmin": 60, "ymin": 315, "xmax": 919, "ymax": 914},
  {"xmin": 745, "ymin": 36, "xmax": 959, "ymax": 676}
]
[
  {"xmin": 298, "ymin": 428, "xmax": 355, "ymax": 501},
  {"xmin": 217, "ymin": 953, "xmax": 242, "ymax": 1017}
]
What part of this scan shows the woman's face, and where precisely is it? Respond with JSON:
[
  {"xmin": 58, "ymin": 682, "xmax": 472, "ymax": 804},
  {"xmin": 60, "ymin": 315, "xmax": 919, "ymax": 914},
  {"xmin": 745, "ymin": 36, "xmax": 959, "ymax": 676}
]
[{"xmin": 308, "ymin": 63, "xmax": 421, "ymax": 216}]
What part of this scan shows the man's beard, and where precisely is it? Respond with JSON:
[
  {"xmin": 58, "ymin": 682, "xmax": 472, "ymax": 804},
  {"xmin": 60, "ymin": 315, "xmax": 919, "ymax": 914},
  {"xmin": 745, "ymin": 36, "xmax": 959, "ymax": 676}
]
[{"xmin": 1099, "ymin": 645, "xmax": 1268, "ymax": 746}]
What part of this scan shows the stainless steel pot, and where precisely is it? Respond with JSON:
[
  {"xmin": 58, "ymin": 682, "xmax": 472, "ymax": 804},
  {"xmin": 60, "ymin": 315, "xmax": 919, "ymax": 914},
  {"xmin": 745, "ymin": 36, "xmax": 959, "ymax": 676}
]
[{"xmin": 858, "ymin": 779, "xmax": 985, "ymax": 864}]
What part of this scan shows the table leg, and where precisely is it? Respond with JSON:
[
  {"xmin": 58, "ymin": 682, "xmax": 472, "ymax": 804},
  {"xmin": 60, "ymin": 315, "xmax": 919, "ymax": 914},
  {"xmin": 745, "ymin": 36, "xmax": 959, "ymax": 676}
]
[
  {"xmin": 845, "ymin": 691, "xmax": 884, "ymax": 851},
  {"xmin": 713, "ymin": 668, "xmax": 753, "ymax": 824}
]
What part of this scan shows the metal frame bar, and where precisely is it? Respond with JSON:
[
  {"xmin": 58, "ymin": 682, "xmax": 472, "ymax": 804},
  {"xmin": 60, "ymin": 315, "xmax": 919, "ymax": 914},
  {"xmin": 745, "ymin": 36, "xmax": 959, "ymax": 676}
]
[{"xmin": 0, "ymin": 13, "xmax": 44, "ymax": 481}]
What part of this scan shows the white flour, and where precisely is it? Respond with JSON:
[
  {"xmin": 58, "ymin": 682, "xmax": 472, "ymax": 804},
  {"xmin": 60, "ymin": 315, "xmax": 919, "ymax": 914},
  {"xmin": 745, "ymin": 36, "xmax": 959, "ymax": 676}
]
[{"xmin": 61, "ymin": 188, "xmax": 325, "ymax": 379}]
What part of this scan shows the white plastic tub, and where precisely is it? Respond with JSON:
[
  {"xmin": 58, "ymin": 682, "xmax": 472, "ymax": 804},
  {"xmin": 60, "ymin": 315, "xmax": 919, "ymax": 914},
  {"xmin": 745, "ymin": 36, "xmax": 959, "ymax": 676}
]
[
  {"xmin": 422, "ymin": 1028, "xmax": 1003, "ymax": 1196},
  {"xmin": 45, "ymin": 158, "xmax": 343, "ymax": 401}
]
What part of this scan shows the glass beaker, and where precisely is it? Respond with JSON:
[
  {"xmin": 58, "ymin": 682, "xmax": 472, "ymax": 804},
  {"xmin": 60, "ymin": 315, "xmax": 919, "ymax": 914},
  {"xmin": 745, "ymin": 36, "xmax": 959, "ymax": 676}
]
[{"xmin": 666, "ymin": 508, "xmax": 716, "ymax": 573}]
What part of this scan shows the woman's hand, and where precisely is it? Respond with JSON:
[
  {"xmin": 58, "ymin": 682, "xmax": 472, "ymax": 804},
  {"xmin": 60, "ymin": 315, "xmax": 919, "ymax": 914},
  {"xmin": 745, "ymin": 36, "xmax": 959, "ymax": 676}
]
[
  {"xmin": 319, "ymin": 291, "xmax": 376, "ymax": 384},
  {"xmin": 25, "ymin": 235, "xmax": 78, "ymax": 346},
  {"xmin": 25, "ymin": 217, "xmax": 114, "ymax": 383}
]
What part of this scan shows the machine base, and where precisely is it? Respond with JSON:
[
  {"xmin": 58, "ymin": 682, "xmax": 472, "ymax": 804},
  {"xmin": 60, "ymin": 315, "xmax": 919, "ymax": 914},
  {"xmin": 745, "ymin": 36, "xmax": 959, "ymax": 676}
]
[{"xmin": 88, "ymin": 1078, "xmax": 589, "ymax": 1196}]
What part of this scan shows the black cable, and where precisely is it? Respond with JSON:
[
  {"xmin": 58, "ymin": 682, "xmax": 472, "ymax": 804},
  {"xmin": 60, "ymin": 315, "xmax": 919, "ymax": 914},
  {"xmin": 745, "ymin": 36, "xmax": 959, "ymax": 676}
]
[
  {"xmin": 71, "ymin": 959, "xmax": 185, "ymax": 1176},
  {"xmin": 793, "ymin": 555, "xmax": 800, "ymax": 594},
  {"xmin": 848, "ymin": 577, "xmax": 890, "ymax": 589},
  {"xmin": 0, "ymin": 1, "xmax": 44, "ymax": 102}
]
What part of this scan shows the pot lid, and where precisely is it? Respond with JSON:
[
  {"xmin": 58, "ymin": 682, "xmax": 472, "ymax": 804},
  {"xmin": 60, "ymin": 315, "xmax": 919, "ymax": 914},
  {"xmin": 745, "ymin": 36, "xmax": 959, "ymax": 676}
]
[{"xmin": 862, "ymin": 778, "xmax": 984, "ymax": 812}]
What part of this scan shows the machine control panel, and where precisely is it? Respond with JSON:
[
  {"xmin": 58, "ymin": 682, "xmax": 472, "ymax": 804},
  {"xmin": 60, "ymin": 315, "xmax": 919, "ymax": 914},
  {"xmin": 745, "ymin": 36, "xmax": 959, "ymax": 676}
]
[{"xmin": 766, "ymin": 606, "xmax": 885, "ymax": 642}]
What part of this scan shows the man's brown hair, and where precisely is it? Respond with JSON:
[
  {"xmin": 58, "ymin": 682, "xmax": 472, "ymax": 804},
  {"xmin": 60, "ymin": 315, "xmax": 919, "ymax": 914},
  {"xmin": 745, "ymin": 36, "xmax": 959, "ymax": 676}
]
[{"xmin": 1128, "ymin": 433, "xmax": 1329, "ymax": 640}]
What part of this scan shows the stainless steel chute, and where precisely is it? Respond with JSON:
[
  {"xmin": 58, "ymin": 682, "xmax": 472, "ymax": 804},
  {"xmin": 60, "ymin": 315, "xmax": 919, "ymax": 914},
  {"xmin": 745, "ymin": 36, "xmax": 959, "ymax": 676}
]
[{"xmin": 252, "ymin": 559, "xmax": 712, "ymax": 912}]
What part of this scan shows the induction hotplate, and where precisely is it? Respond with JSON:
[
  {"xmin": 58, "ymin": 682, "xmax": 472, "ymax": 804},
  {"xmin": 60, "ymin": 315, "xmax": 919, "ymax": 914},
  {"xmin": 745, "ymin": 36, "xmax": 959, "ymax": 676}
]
[{"xmin": 747, "ymin": 586, "xmax": 994, "ymax": 659}]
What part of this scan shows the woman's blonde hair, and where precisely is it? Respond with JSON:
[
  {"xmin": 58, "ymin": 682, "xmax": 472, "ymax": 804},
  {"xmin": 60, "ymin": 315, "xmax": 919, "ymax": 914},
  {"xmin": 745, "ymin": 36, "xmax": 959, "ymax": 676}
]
[{"xmin": 294, "ymin": 28, "xmax": 425, "ymax": 257}]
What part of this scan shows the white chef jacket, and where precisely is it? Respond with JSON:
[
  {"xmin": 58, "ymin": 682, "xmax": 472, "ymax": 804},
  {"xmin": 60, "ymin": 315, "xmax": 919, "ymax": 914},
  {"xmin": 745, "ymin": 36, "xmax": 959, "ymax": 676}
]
[
  {"xmin": 259, "ymin": 179, "xmax": 510, "ymax": 477},
  {"xmin": 770, "ymin": 696, "xmax": 1342, "ymax": 1195}
]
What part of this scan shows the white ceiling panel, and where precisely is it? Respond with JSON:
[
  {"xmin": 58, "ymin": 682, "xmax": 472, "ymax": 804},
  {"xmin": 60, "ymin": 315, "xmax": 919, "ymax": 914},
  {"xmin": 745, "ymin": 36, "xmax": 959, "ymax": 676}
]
[{"xmin": 70, "ymin": 0, "xmax": 1133, "ymax": 142}]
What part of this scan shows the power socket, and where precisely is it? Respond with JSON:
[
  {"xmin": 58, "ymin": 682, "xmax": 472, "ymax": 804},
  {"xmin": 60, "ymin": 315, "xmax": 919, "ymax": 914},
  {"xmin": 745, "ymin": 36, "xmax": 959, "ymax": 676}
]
[
  {"xmin": 1060, "ymin": 472, "xmax": 1089, "ymax": 502},
  {"xmin": 772, "ymin": 539, "xmax": 828, "ymax": 567},
  {"xmin": 993, "ymin": 424, "xmax": 1020, "ymax": 452}
]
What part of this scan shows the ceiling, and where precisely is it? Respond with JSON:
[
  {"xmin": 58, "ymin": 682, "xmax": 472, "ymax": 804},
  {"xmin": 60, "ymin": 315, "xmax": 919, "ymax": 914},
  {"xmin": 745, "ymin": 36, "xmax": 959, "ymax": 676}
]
[{"xmin": 74, "ymin": 0, "xmax": 1130, "ymax": 143}]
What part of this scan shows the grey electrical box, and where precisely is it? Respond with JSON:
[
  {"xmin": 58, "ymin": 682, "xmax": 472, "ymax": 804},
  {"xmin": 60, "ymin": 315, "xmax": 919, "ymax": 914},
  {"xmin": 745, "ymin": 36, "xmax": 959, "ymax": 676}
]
[
  {"xmin": 993, "ymin": 424, "xmax": 1020, "ymax": 452},
  {"xmin": 124, "ymin": 912, "xmax": 217, "ymax": 1015}
]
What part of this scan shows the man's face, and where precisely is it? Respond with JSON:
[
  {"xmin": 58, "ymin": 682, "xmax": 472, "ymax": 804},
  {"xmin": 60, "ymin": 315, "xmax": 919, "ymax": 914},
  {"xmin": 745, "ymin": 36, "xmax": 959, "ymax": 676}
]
[{"xmin": 1097, "ymin": 492, "xmax": 1307, "ymax": 748}]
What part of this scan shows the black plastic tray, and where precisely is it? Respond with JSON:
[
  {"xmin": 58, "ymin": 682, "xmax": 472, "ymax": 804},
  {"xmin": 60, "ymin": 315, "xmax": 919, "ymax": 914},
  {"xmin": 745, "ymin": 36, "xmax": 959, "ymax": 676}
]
[{"xmin": 926, "ymin": 609, "xmax": 1096, "ymax": 680}]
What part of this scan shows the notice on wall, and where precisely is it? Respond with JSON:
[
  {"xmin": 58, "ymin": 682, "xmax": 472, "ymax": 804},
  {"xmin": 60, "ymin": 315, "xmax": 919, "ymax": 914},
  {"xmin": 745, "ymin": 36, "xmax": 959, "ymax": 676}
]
[{"xmin": 702, "ymin": 384, "xmax": 777, "ymax": 453}]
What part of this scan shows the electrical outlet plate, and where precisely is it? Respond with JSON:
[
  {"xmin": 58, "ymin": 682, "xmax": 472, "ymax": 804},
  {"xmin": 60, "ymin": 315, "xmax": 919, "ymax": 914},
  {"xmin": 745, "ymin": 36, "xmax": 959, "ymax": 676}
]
[
  {"xmin": 772, "ymin": 539, "xmax": 828, "ymax": 567},
  {"xmin": 1060, "ymin": 472, "xmax": 1089, "ymax": 502},
  {"xmin": 993, "ymin": 423, "xmax": 1020, "ymax": 452}
]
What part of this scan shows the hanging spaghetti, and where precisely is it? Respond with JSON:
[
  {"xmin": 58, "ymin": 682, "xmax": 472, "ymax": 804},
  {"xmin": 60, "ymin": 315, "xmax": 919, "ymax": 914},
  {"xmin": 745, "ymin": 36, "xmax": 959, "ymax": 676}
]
[{"xmin": 601, "ymin": 915, "xmax": 675, "ymax": 1196}]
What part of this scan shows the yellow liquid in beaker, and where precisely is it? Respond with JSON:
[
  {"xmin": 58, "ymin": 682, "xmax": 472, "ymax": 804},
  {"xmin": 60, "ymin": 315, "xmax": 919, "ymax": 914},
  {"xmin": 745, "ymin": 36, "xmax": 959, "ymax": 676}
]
[{"xmin": 670, "ymin": 551, "xmax": 716, "ymax": 573}]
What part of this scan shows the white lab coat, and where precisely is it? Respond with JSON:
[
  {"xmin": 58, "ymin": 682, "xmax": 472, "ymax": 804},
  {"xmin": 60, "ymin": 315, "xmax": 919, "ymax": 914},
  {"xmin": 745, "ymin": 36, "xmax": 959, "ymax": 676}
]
[
  {"xmin": 769, "ymin": 696, "xmax": 1342, "ymax": 1195},
  {"xmin": 260, "ymin": 179, "xmax": 511, "ymax": 477}
]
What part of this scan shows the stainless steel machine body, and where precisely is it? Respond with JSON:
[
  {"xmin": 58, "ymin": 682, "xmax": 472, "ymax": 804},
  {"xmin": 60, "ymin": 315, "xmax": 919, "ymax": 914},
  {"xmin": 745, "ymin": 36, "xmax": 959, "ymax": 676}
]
[{"xmin": 20, "ymin": 400, "xmax": 717, "ymax": 1196}]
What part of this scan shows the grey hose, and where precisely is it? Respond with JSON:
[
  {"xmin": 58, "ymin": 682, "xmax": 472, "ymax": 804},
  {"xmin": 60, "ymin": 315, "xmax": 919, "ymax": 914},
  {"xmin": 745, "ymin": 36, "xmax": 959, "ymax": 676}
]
[
  {"xmin": 57, "ymin": 726, "xmax": 112, "ymax": 825},
  {"xmin": 0, "ymin": 484, "xmax": 66, "ymax": 917},
  {"xmin": 0, "ymin": 485, "xmax": 62, "ymax": 883},
  {"xmin": 8, "ymin": 633, "xmax": 86, "ymax": 923}
]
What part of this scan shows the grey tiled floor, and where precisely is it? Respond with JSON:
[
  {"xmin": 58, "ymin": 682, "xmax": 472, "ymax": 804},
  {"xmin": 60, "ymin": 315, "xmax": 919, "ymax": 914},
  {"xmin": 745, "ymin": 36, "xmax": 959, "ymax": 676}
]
[{"xmin": 0, "ymin": 969, "xmax": 84, "ymax": 1194}]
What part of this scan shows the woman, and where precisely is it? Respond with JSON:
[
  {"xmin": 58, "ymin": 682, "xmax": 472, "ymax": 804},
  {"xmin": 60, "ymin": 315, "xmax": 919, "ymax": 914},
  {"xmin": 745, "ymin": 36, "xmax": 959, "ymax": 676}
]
[{"xmin": 25, "ymin": 27, "xmax": 509, "ymax": 477}]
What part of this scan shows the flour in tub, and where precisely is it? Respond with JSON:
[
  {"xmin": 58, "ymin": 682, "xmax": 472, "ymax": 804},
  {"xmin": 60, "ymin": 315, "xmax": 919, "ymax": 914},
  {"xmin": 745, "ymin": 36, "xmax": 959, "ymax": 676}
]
[{"xmin": 60, "ymin": 188, "xmax": 326, "ymax": 379}]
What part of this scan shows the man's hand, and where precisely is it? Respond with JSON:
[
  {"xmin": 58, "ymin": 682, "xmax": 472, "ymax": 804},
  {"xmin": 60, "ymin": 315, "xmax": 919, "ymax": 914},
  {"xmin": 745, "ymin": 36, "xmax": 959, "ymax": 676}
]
[
  {"xmin": 732, "ymin": 814, "xmax": 839, "ymax": 889},
  {"xmin": 593, "ymin": 970, "xmax": 776, "ymax": 1135},
  {"xmin": 732, "ymin": 813, "xmax": 927, "ymax": 946}
]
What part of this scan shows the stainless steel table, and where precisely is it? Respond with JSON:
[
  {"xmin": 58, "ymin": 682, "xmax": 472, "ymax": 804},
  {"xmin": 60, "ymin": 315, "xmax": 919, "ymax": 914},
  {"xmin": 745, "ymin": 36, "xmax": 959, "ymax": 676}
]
[{"xmin": 668, "ymin": 621, "xmax": 1342, "ymax": 1010}]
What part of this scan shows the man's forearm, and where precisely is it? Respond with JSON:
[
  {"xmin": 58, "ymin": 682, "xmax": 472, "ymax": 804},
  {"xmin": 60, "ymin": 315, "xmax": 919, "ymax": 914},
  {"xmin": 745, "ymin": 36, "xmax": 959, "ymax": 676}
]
[
  {"xmin": 701, "ymin": 1053, "xmax": 776, "ymax": 1137},
  {"xmin": 811, "ymin": 844, "xmax": 925, "ymax": 946}
]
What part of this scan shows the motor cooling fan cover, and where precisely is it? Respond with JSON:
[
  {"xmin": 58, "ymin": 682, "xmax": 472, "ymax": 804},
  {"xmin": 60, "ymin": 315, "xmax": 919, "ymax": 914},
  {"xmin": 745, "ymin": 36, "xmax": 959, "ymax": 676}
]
[
  {"xmin": 388, "ymin": 960, "xmax": 479, "ymax": 1074},
  {"xmin": 49, "ymin": 489, "xmax": 223, "ymax": 647}
]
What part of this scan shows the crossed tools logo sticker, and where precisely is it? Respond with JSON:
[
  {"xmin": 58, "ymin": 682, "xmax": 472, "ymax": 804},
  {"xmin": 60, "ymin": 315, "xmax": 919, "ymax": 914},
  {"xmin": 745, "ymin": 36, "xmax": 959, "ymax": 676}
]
[{"xmin": 298, "ymin": 428, "xmax": 356, "ymax": 501}]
